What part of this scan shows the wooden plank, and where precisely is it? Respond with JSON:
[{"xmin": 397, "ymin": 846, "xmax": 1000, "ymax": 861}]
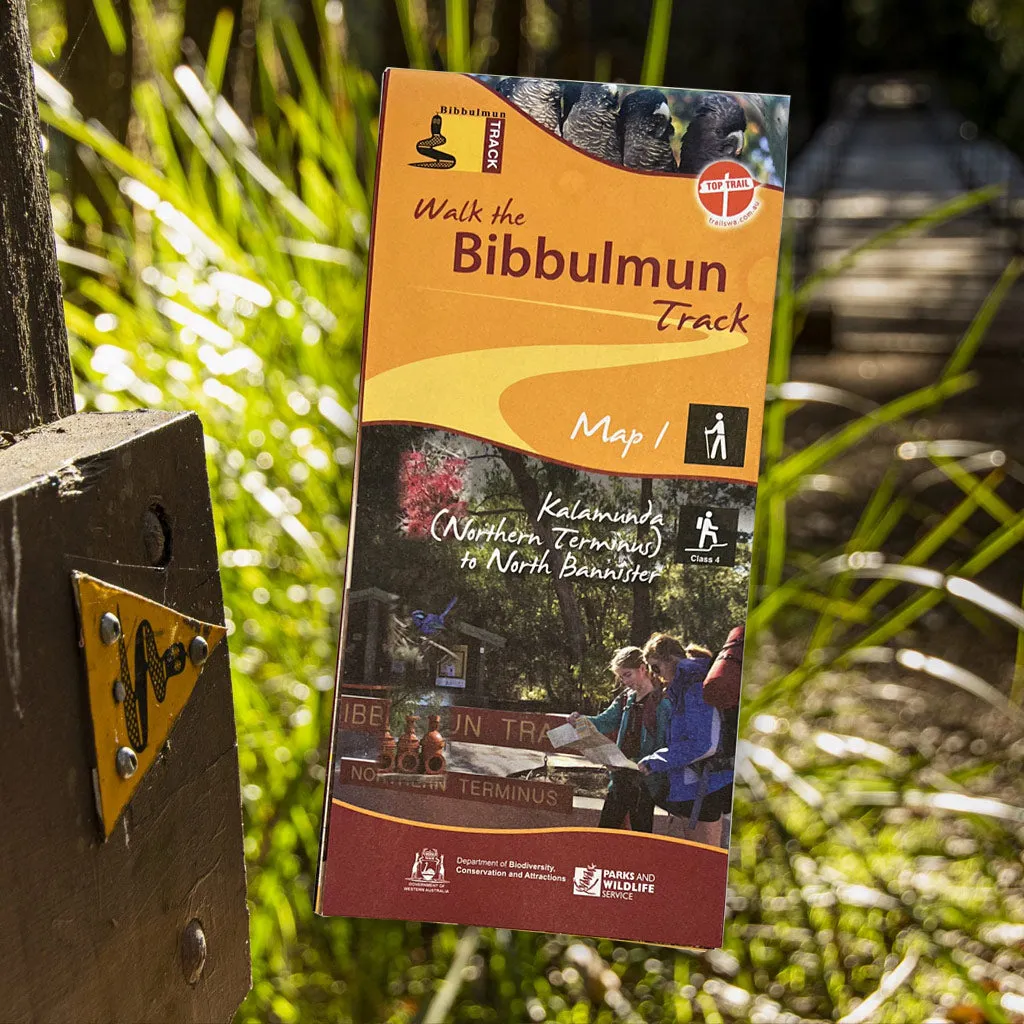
[
  {"xmin": 0, "ymin": 0, "xmax": 75, "ymax": 433},
  {"xmin": 453, "ymin": 619, "xmax": 507, "ymax": 647},
  {"xmin": 0, "ymin": 411, "xmax": 249, "ymax": 1022}
]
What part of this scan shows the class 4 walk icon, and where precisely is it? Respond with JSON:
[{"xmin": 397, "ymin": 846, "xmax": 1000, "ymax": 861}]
[{"xmin": 684, "ymin": 510, "xmax": 728, "ymax": 553}]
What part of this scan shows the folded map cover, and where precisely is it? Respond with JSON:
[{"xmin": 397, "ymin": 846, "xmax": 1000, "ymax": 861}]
[{"xmin": 316, "ymin": 67, "xmax": 788, "ymax": 949}]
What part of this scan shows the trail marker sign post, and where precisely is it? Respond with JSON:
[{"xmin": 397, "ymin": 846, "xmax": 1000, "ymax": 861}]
[{"xmin": 0, "ymin": 2, "xmax": 250, "ymax": 1019}]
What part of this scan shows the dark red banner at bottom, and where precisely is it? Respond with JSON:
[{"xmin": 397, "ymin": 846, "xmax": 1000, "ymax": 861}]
[{"xmin": 319, "ymin": 800, "xmax": 728, "ymax": 949}]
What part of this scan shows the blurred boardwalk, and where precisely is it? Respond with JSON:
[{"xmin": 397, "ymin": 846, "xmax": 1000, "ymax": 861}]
[
  {"xmin": 788, "ymin": 77, "xmax": 1024, "ymax": 353},
  {"xmin": 783, "ymin": 79, "xmax": 1024, "ymax": 686}
]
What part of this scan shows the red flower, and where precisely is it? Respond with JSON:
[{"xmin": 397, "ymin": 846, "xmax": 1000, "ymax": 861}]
[{"xmin": 398, "ymin": 450, "xmax": 468, "ymax": 537}]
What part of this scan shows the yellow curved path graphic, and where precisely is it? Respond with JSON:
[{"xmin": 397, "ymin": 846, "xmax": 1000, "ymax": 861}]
[{"xmin": 362, "ymin": 333, "xmax": 749, "ymax": 453}]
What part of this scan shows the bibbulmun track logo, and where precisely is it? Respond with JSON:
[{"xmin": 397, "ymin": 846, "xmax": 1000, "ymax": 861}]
[
  {"xmin": 411, "ymin": 114, "xmax": 457, "ymax": 169},
  {"xmin": 410, "ymin": 110, "xmax": 506, "ymax": 173}
]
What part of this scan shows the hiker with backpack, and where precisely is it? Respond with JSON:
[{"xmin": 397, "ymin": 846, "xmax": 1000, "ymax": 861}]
[
  {"xmin": 570, "ymin": 646, "xmax": 673, "ymax": 833},
  {"xmin": 637, "ymin": 630, "xmax": 742, "ymax": 848}
]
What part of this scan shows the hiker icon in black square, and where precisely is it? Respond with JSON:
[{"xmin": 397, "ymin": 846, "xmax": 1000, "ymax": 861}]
[
  {"xmin": 694, "ymin": 510, "xmax": 723, "ymax": 551},
  {"xmin": 675, "ymin": 505, "xmax": 740, "ymax": 566},
  {"xmin": 705, "ymin": 414, "xmax": 727, "ymax": 461},
  {"xmin": 684, "ymin": 404, "xmax": 749, "ymax": 468}
]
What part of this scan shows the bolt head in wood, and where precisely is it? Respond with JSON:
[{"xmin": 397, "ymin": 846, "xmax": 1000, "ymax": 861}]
[
  {"xmin": 115, "ymin": 746, "xmax": 138, "ymax": 779},
  {"xmin": 181, "ymin": 918, "xmax": 207, "ymax": 984},
  {"xmin": 189, "ymin": 635, "xmax": 209, "ymax": 667},
  {"xmin": 99, "ymin": 612, "xmax": 121, "ymax": 645},
  {"xmin": 112, "ymin": 679, "xmax": 126, "ymax": 703}
]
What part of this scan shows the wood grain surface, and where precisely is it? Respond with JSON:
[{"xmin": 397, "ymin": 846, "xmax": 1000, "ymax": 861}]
[
  {"xmin": 0, "ymin": 410, "xmax": 250, "ymax": 1022},
  {"xmin": 0, "ymin": 0, "xmax": 75, "ymax": 434}
]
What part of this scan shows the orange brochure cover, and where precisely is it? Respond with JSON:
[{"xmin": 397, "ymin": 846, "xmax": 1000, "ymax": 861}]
[{"xmin": 316, "ymin": 67, "xmax": 788, "ymax": 949}]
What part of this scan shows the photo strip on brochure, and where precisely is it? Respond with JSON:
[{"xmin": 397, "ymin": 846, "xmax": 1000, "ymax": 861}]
[{"xmin": 316, "ymin": 67, "xmax": 788, "ymax": 949}]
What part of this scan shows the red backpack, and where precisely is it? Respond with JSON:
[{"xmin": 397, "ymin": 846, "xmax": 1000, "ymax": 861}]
[{"xmin": 703, "ymin": 626, "xmax": 744, "ymax": 709}]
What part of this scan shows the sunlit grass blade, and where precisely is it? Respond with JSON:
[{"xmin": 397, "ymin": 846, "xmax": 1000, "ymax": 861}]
[
  {"xmin": 848, "ymin": 467, "xmax": 1006, "ymax": 617},
  {"xmin": 768, "ymin": 380, "xmax": 878, "ymax": 415},
  {"xmin": 445, "ymin": 0, "xmax": 471, "ymax": 73},
  {"xmin": 38, "ymin": 102, "xmax": 250, "ymax": 266},
  {"xmin": 942, "ymin": 255, "xmax": 1024, "ymax": 383},
  {"xmin": 763, "ymin": 372, "xmax": 977, "ymax": 498},
  {"xmin": 204, "ymin": 9, "xmax": 235, "ymax": 92},
  {"xmin": 640, "ymin": 0, "xmax": 673, "ymax": 86},
  {"xmin": 761, "ymin": 492, "xmax": 788, "ymax": 595},
  {"xmin": 93, "ymin": 0, "xmax": 128, "ymax": 54},
  {"xmin": 837, "ymin": 949, "xmax": 919, "ymax": 1024},
  {"xmin": 763, "ymin": 236, "xmax": 794, "ymax": 466},
  {"xmin": 891, "ymin": 647, "xmax": 1024, "ymax": 723},
  {"xmin": 1014, "ymin": 581, "xmax": 1024, "ymax": 706},
  {"xmin": 134, "ymin": 78, "xmax": 190, "ymax": 195},
  {"xmin": 839, "ymin": 507, "xmax": 1024, "ymax": 657},
  {"xmin": 128, "ymin": 0, "xmax": 175, "ymax": 74},
  {"xmin": 422, "ymin": 927, "xmax": 480, "ymax": 1023},
  {"xmin": 800, "ymin": 467, "xmax": 903, "ymax": 657},
  {"xmin": 395, "ymin": 0, "xmax": 431, "ymax": 69}
]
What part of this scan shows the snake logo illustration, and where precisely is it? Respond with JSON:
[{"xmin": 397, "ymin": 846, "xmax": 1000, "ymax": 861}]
[
  {"xmin": 410, "ymin": 113, "xmax": 456, "ymax": 169},
  {"xmin": 115, "ymin": 614, "xmax": 187, "ymax": 752}
]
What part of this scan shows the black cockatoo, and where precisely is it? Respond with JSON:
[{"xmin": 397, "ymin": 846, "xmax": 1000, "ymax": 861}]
[
  {"xmin": 677, "ymin": 94, "xmax": 747, "ymax": 174},
  {"xmin": 496, "ymin": 77, "xmax": 563, "ymax": 136},
  {"xmin": 562, "ymin": 81, "xmax": 582, "ymax": 120},
  {"xmin": 562, "ymin": 83, "xmax": 622, "ymax": 164},
  {"xmin": 620, "ymin": 88, "xmax": 676, "ymax": 171}
]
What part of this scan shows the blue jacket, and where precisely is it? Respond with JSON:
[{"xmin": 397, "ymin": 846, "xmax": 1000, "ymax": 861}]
[
  {"xmin": 588, "ymin": 689, "xmax": 672, "ymax": 779},
  {"xmin": 638, "ymin": 656, "xmax": 732, "ymax": 804}
]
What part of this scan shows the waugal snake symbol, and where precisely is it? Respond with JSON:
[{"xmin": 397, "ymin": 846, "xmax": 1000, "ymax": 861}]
[
  {"xmin": 116, "ymin": 617, "xmax": 187, "ymax": 752},
  {"xmin": 410, "ymin": 114, "xmax": 456, "ymax": 169}
]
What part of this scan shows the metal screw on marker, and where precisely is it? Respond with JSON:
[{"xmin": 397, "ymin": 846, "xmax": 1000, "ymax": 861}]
[
  {"xmin": 115, "ymin": 746, "xmax": 138, "ymax": 779},
  {"xmin": 99, "ymin": 612, "xmax": 121, "ymax": 645},
  {"xmin": 181, "ymin": 919, "xmax": 207, "ymax": 984},
  {"xmin": 189, "ymin": 635, "xmax": 209, "ymax": 667}
]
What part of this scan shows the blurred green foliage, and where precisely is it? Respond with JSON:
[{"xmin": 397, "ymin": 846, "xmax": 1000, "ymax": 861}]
[{"xmin": 31, "ymin": 1, "xmax": 1024, "ymax": 1021}]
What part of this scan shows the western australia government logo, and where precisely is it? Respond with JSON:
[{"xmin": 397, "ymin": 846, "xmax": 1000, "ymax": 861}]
[
  {"xmin": 573, "ymin": 865, "xmax": 656, "ymax": 901},
  {"xmin": 695, "ymin": 159, "xmax": 760, "ymax": 227},
  {"xmin": 411, "ymin": 110, "xmax": 506, "ymax": 174},
  {"xmin": 405, "ymin": 847, "xmax": 450, "ymax": 894}
]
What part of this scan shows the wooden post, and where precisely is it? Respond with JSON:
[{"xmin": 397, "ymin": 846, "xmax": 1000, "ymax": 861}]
[
  {"xmin": 0, "ymin": 4, "xmax": 251, "ymax": 1020},
  {"xmin": 0, "ymin": 0, "xmax": 75, "ymax": 434}
]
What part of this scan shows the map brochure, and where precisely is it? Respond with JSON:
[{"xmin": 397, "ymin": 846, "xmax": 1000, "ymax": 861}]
[{"xmin": 316, "ymin": 67, "xmax": 788, "ymax": 949}]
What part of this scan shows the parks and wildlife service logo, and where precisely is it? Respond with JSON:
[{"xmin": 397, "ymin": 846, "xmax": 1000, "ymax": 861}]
[
  {"xmin": 572, "ymin": 865, "xmax": 657, "ymax": 900},
  {"xmin": 573, "ymin": 864, "xmax": 602, "ymax": 897},
  {"xmin": 695, "ymin": 159, "xmax": 760, "ymax": 227},
  {"xmin": 404, "ymin": 847, "xmax": 450, "ymax": 894},
  {"xmin": 410, "ymin": 110, "xmax": 506, "ymax": 173}
]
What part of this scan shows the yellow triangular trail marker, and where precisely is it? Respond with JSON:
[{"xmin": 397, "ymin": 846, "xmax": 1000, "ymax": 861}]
[{"xmin": 72, "ymin": 572, "xmax": 227, "ymax": 838}]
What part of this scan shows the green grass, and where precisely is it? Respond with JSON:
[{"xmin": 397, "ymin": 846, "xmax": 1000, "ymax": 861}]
[{"xmin": 35, "ymin": 3, "xmax": 1024, "ymax": 1020}]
